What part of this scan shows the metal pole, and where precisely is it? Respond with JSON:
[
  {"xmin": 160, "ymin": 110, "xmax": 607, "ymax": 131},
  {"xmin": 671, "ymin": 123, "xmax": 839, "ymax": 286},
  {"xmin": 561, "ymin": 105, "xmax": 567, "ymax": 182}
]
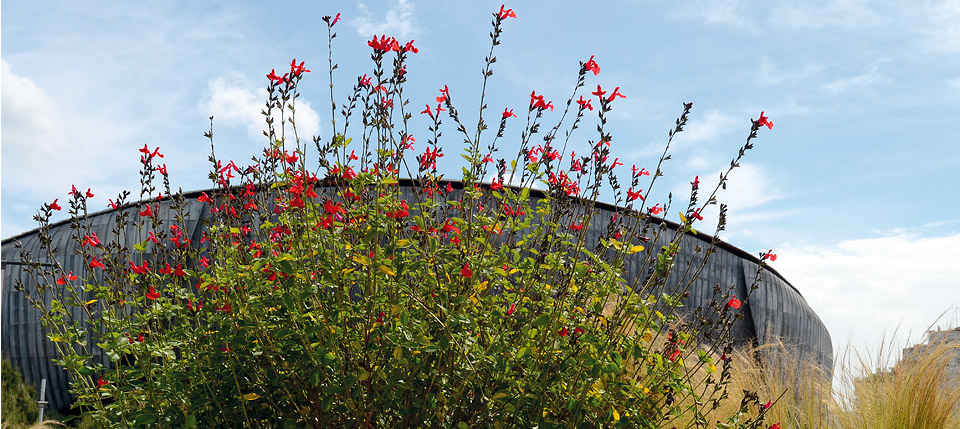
[{"xmin": 37, "ymin": 378, "xmax": 48, "ymax": 423}]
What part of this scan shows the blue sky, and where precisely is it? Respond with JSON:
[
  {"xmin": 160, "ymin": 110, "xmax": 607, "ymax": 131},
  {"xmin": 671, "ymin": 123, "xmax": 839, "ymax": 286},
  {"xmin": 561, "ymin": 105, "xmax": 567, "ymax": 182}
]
[{"xmin": 3, "ymin": 0, "xmax": 959, "ymax": 375}]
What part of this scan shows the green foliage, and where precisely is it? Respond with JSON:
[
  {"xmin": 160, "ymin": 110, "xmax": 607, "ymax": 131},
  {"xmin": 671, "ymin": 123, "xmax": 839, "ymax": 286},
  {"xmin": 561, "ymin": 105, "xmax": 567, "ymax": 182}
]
[
  {"xmin": 1, "ymin": 358, "xmax": 39, "ymax": 426},
  {"xmin": 13, "ymin": 6, "xmax": 777, "ymax": 428}
]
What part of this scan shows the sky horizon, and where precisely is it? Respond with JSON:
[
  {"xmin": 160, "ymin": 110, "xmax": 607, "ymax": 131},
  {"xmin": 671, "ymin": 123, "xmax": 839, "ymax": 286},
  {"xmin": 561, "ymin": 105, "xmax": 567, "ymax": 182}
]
[{"xmin": 3, "ymin": 0, "xmax": 959, "ymax": 379}]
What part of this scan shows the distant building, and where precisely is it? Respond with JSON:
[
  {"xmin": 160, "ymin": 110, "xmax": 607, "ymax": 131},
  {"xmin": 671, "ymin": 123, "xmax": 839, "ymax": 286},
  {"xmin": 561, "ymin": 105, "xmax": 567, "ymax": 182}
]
[{"xmin": 902, "ymin": 327, "xmax": 960, "ymax": 383}]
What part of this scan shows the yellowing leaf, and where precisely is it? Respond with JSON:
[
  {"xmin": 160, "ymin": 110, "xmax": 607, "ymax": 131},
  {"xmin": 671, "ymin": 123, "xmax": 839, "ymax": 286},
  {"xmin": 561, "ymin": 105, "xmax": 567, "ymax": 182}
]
[
  {"xmin": 84, "ymin": 299, "xmax": 98, "ymax": 306},
  {"xmin": 609, "ymin": 239, "xmax": 623, "ymax": 250},
  {"xmin": 397, "ymin": 239, "xmax": 411, "ymax": 247},
  {"xmin": 575, "ymin": 306, "xmax": 586, "ymax": 315},
  {"xmin": 678, "ymin": 212, "xmax": 688, "ymax": 223},
  {"xmin": 379, "ymin": 265, "xmax": 395, "ymax": 276},
  {"xmin": 628, "ymin": 245, "xmax": 645, "ymax": 254},
  {"xmin": 492, "ymin": 392, "xmax": 508, "ymax": 401},
  {"xmin": 476, "ymin": 281, "xmax": 489, "ymax": 293},
  {"xmin": 353, "ymin": 255, "xmax": 370, "ymax": 266},
  {"xmin": 469, "ymin": 294, "xmax": 479, "ymax": 305},
  {"xmin": 242, "ymin": 393, "xmax": 260, "ymax": 401},
  {"xmin": 613, "ymin": 409, "xmax": 621, "ymax": 421},
  {"xmin": 508, "ymin": 268, "xmax": 520, "ymax": 275}
]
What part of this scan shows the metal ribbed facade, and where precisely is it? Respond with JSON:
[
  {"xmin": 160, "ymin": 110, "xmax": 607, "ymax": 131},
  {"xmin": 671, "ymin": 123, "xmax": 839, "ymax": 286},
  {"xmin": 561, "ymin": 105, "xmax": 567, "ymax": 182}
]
[{"xmin": 2, "ymin": 182, "xmax": 833, "ymax": 411}]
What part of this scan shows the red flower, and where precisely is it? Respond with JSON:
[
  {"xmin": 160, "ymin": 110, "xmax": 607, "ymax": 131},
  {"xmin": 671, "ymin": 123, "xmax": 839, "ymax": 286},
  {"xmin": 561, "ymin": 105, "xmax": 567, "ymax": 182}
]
[
  {"xmin": 129, "ymin": 261, "xmax": 150, "ymax": 274},
  {"xmin": 574, "ymin": 327, "xmax": 585, "ymax": 335},
  {"xmin": 290, "ymin": 58, "xmax": 310, "ymax": 76},
  {"xmin": 529, "ymin": 91, "xmax": 552, "ymax": 110},
  {"xmin": 727, "ymin": 296, "xmax": 742, "ymax": 309},
  {"xmin": 56, "ymin": 271, "xmax": 78, "ymax": 285},
  {"xmin": 498, "ymin": 5, "xmax": 517, "ymax": 19},
  {"xmin": 85, "ymin": 188, "xmax": 95, "ymax": 198},
  {"xmin": 421, "ymin": 104, "xmax": 435, "ymax": 118},
  {"xmin": 198, "ymin": 192, "xmax": 214, "ymax": 204},
  {"xmin": 583, "ymin": 55, "xmax": 600, "ymax": 76},
  {"xmin": 138, "ymin": 144, "xmax": 164, "ymax": 160},
  {"xmin": 331, "ymin": 13, "xmax": 341, "ymax": 26},
  {"xmin": 188, "ymin": 299, "xmax": 202, "ymax": 312},
  {"xmin": 359, "ymin": 74, "xmax": 371, "ymax": 87},
  {"xmin": 96, "ymin": 376, "xmax": 108, "ymax": 388},
  {"xmin": 669, "ymin": 349, "xmax": 682, "ymax": 361},
  {"xmin": 491, "ymin": 178, "xmax": 503, "ymax": 190},
  {"xmin": 403, "ymin": 40, "xmax": 418, "ymax": 53},
  {"xmin": 558, "ymin": 327, "xmax": 569, "ymax": 337},
  {"xmin": 769, "ymin": 423, "xmax": 781, "ymax": 429},
  {"xmin": 158, "ymin": 263, "xmax": 173, "ymax": 275},
  {"xmin": 218, "ymin": 302, "xmax": 232, "ymax": 313},
  {"xmin": 507, "ymin": 303, "xmax": 516, "ymax": 315},
  {"xmin": 108, "ymin": 199, "xmax": 120, "ymax": 210},
  {"xmin": 607, "ymin": 87, "xmax": 625, "ymax": 102},
  {"xmin": 570, "ymin": 222, "xmax": 582, "ymax": 231},
  {"xmin": 82, "ymin": 232, "xmax": 100, "ymax": 247},
  {"xmin": 627, "ymin": 188, "xmax": 644, "ymax": 202},
  {"xmin": 576, "ymin": 95, "xmax": 593, "ymax": 111},
  {"xmin": 691, "ymin": 209, "xmax": 704, "ymax": 221},
  {"xmin": 763, "ymin": 401, "xmax": 773, "ymax": 410},
  {"xmin": 692, "ymin": 175, "xmax": 700, "ymax": 187},
  {"xmin": 591, "ymin": 85, "xmax": 606, "ymax": 97},
  {"xmin": 89, "ymin": 257, "xmax": 106, "ymax": 270},
  {"xmin": 146, "ymin": 286, "xmax": 161, "ymax": 300},
  {"xmin": 650, "ymin": 204, "xmax": 663, "ymax": 215},
  {"xmin": 758, "ymin": 111, "xmax": 774, "ymax": 129},
  {"xmin": 139, "ymin": 205, "xmax": 153, "ymax": 217},
  {"xmin": 762, "ymin": 249, "xmax": 778, "ymax": 262},
  {"xmin": 267, "ymin": 69, "xmax": 285, "ymax": 85},
  {"xmin": 155, "ymin": 164, "xmax": 167, "ymax": 175},
  {"xmin": 502, "ymin": 107, "xmax": 517, "ymax": 118},
  {"xmin": 324, "ymin": 200, "xmax": 345, "ymax": 215},
  {"xmin": 173, "ymin": 264, "xmax": 187, "ymax": 277},
  {"xmin": 460, "ymin": 263, "xmax": 473, "ymax": 278},
  {"xmin": 49, "ymin": 199, "xmax": 62, "ymax": 211}
]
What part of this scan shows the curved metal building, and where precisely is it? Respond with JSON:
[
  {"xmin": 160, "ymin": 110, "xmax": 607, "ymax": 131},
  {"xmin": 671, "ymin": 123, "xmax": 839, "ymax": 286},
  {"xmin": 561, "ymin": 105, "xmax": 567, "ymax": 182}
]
[{"xmin": 2, "ymin": 182, "xmax": 833, "ymax": 411}]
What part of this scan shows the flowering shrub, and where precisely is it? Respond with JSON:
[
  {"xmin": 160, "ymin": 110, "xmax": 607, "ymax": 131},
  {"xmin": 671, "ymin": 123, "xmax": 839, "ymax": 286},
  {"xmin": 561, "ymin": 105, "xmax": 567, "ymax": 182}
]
[{"xmin": 15, "ymin": 6, "xmax": 782, "ymax": 428}]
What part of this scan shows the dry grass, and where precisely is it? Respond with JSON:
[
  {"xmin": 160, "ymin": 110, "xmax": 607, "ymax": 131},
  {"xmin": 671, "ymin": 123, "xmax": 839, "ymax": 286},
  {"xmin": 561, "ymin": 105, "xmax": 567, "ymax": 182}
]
[{"xmin": 720, "ymin": 335, "xmax": 960, "ymax": 429}]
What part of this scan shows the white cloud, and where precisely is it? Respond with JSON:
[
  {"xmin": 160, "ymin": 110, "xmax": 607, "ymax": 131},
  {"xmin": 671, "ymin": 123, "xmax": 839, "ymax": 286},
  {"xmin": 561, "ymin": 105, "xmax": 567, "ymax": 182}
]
[
  {"xmin": 769, "ymin": 0, "xmax": 882, "ymax": 31},
  {"xmin": 774, "ymin": 230, "xmax": 960, "ymax": 369},
  {"xmin": 200, "ymin": 74, "xmax": 321, "ymax": 142},
  {"xmin": 0, "ymin": 59, "xmax": 124, "ymax": 194},
  {"xmin": 679, "ymin": 110, "xmax": 741, "ymax": 144},
  {"xmin": 668, "ymin": 163, "xmax": 785, "ymax": 240},
  {"xmin": 352, "ymin": 0, "xmax": 418, "ymax": 40},
  {"xmin": 823, "ymin": 64, "xmax": 888, "ymax": 93},
  {"xmin": 756, "ymin": 57, "xmax": 823, "ymax": 86}
]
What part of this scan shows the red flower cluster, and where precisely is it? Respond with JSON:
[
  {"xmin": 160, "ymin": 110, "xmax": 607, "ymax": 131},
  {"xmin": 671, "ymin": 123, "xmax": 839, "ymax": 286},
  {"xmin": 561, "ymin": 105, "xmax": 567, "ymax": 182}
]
[
  {"xmin": 576, "ymin": 96, "xmax": 593, "ymax": 111},
  {"xmin": 758, "ymin": 111, "xmax": 774, "ymax": 129},
  {"xmin": 529, "ymin": 91, "xmax": 554, "ymax": 111},
  {"xmin": 56, "ymin": 271, "xmax": 78, "ymax": 285},
  {"xmin": 367, "ymin": 35, "xmax": 409, "ymax": 52},
  {"xmin": 385, "ymin": 200, "xmax": 410, "ymax": 219},
  {"xmin": 498, "ymin": 5, "xmax": 517, "ymax": 19},
  {"xmin": 762, "ymin": 249, "xmax": 778, "ymax": 262},
  {"xmin": 583, "ymin": 55, "xmax": 600, "ymax": 76},
  {"xmin": 727, "ymin": 296, "xmax": 742, "ymax": 309}
]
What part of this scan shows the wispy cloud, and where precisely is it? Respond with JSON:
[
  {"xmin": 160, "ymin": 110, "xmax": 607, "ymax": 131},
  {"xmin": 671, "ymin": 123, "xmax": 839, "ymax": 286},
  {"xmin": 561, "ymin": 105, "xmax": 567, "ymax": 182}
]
[
  {"xmin": 679, "ymin": 110, "xmax": 741, "ymax": 144},
  {"xmin": 200, "ymin": 73, "xmax": 321, "ymax": 142},
  {"xmin": 755, "ymin": 57, "xmax": 823, "ymax": 86},
  {"xmin": 668, "ymin": 162, "xmax": 786, "ymax": 242},
  {"xmin": 352, "ymin": 0, "xmax": 419, "ymax": 40},
  {"xmin": 769, "ymin": 0, "xmax": 882, "ymax": 31},
  {"xmin": 823, "ymin": 64, "xmax": 888, "ymax": 93}
]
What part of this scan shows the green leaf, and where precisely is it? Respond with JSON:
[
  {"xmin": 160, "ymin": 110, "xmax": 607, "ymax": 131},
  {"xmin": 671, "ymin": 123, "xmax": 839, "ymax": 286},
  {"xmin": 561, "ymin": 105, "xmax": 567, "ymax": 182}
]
[{"xmin": 532, "ymin": 313, "xmax": 551, "ymax": 327}]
